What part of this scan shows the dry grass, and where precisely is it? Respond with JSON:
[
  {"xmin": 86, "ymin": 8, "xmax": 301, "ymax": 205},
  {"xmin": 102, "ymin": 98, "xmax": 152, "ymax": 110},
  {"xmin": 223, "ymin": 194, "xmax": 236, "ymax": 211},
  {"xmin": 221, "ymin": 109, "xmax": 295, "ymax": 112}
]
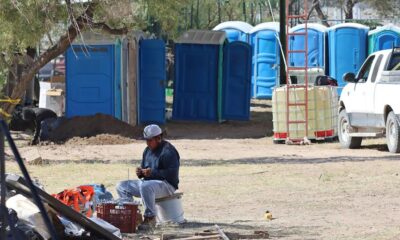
[{"xmin": 5, "ymin": 159, "xmax": 400, "ymax": 239}]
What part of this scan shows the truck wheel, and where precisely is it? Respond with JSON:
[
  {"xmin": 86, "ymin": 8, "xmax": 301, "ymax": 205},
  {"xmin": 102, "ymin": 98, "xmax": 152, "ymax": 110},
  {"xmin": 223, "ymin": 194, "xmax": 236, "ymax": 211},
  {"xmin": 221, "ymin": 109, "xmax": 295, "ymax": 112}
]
[
  {"xmin": 386, "ymin": 112, "xmax": 400, "ymax": 153},
  {"xmin": 338, "ymin": 109, "xmax": 362, "ymax": 149}
]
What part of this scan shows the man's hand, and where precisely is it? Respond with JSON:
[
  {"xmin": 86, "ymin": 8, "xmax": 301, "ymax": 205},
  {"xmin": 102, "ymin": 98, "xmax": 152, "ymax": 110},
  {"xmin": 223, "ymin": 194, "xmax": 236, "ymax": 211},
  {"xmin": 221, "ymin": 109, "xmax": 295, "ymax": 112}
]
[
  {"xmin": 136, "ymin": 167, "xmax": 143, "ymax": 178},
  {"xmin": 142, "ymin": 168, "xmax": 152, "ymax": 177}
]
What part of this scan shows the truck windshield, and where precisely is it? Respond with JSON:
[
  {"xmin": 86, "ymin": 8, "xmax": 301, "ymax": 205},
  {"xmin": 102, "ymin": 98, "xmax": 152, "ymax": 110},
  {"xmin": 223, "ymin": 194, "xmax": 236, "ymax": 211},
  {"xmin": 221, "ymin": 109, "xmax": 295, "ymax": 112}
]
[{"xmin": 387, "ymin": 53, "xmax": 400, "ymax": 70}]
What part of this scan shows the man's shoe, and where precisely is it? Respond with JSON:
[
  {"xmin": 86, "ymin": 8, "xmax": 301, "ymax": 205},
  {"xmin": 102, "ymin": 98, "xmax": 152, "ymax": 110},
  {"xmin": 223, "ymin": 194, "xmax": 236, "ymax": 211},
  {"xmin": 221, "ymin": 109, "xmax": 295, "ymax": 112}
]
[{"xmin": 137, "ymin": 216, "xmax": 156, "ymax": 231}]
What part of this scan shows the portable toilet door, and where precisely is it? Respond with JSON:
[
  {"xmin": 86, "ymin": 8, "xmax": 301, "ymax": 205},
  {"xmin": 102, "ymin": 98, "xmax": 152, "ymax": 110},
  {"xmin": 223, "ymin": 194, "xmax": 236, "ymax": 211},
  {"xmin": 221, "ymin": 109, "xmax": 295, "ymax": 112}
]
[
  {"xmin": 213, "ymin": 21, "xmax": 253, "ymax": 43},
  {"xmin": 249, "ymin": 22, "xmax": 280, "ymax": 99},
  {"xmin": 138, "ymin": 39, "xmax": 166, "ymax": 124},
  {"xmin": 173, "ymin": 30, "xmax": 226, "ymax": 121},
  {"xmin": 289, "ymin": 23, "xmax": 327, "ymax": 68},
  {"xmin": 328, "ymin": 23, "xmax": 369, "ymax": 93},
  {"xmin": 368, "ymin": 24, "xmax": 400, "ymax": 54},
  {"xmin": 66, "ymin": 44, "xmax": 115, "ymax": 117},
  {"xmin": 222, "ymin": 41, "xmax": 252, "ymax": 121},
  {"xmin": 289, "ymin": 23, "xmax": 327, "ymax": 83}
]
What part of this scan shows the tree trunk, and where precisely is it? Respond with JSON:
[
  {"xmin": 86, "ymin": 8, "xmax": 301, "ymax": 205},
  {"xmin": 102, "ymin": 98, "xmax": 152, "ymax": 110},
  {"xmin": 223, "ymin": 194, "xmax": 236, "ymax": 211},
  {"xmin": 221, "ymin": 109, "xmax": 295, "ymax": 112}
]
[
  {"xmin": 217, "ymin": 1, "xmax": 222, "ymax": 23},
  {"xmin": 250, "ymin": 3, "xmax": 255, "ymax": 25},
  {"xmin": 208, "ymin": 5, "xmax": 211, "ymax": 27},
  {"xmin": 315, "ymin": 2, "xmax": 330, "ymax": 27},
  {"xmin": 185, "ymin": 7, "xmax": 189, "ymax": 30},
  {"xmin": 190, "ymin": 1, "xmax": 194, "ymax": 28},
  {"xmin": 242, "ymin": 0, "xmax": 247, "ymax": 22},
  {"xmin": 308, "ymin": 0, "xmax": 330, "ymax": 27},
  {"xmin": 344, "ymin": 0, "xmax": 358, "ymax": 19},
  {"xmin": 196, "ymin": 0, "xmax": 200, "ymax": 29},
  {"xmin": 288, "ymin": 0, "xmax": 299, "ymax": 27}
]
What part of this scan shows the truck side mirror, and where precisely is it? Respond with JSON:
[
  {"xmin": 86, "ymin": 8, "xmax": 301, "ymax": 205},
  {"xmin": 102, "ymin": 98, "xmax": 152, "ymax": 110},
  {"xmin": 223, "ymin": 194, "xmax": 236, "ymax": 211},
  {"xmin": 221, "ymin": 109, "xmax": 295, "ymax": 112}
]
[{"xmin": 343, "ymin": 72, "xmax": 356, "ymax": 83}]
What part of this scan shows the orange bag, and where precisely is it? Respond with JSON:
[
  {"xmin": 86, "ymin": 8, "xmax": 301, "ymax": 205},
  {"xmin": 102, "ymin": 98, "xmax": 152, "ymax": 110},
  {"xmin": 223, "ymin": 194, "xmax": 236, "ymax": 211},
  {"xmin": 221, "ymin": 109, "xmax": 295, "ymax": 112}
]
[{"xmin": 52, "ymin": 185, "xmax": 95, "ymax": 217}]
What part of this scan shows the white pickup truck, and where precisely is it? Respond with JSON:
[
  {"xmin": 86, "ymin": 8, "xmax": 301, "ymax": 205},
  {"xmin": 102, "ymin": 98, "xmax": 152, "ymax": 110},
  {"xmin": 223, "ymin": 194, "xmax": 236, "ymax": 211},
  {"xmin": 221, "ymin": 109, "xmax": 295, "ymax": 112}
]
[{"xmin": 339, "ymin": 48, "xmax": 400, "ymax": 153}]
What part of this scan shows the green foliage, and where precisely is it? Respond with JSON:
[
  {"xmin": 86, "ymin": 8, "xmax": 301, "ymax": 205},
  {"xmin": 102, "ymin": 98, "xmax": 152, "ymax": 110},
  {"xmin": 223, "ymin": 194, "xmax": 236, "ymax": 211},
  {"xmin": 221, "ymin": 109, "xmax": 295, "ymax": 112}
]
[
  {"xmin": 355, "ymin": 20, "xmax": 383, "ymax": 29},
  {"xmin": 0, "ymin": 1, "xmax": 66, "ymax": 54}
]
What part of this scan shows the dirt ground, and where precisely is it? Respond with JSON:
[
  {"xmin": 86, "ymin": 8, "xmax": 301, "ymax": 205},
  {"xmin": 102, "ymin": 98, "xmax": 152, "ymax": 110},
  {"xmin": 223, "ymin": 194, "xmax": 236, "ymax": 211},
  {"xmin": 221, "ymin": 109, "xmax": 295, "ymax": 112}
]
[{"xmin": 5, "ymin": 100, "xmax": 400, "ymax": 239}]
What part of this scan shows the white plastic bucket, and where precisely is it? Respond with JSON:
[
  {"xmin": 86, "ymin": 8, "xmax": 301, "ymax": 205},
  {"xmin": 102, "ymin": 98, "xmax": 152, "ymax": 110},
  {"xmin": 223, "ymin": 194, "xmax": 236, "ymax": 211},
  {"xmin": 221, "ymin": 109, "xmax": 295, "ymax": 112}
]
[{"xmin": 155, "ymin": 193, "xmax": 185, "ymax": 224}]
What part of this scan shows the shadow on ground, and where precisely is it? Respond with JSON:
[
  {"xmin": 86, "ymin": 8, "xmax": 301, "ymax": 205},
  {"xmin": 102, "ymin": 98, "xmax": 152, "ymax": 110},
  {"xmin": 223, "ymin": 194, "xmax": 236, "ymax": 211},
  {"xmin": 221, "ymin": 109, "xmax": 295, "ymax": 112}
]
[{"xmin": 36, "ymin": 153, "xmax": 399, "ymax": 166}]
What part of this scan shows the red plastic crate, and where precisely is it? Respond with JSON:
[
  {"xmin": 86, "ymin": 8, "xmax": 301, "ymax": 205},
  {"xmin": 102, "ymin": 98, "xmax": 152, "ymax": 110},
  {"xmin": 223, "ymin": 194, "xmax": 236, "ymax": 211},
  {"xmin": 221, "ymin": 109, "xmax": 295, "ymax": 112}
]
[{"xmin": 96, "ymin": 203, "xmax": 138, "ymax": 233}]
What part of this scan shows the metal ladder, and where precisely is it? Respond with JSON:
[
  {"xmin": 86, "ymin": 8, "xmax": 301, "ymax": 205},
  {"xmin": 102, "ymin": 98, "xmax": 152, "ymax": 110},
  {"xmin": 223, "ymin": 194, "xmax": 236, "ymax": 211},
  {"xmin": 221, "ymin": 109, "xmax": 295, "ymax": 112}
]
[{"xmin": 285, "ymin": 0, "xmax": 310, "ymax": 144}]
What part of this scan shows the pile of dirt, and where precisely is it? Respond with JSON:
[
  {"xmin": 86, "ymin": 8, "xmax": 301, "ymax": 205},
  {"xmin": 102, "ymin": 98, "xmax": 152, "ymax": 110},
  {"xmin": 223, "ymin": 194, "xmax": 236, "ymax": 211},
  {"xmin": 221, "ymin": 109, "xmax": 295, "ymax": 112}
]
[
  {"xmin": 64, "ymin": 134, "xmax": 135, "ymax": 145},
  {"xmin": 48, "ymin": 114, "xmax": 142, "ymax": 142}
]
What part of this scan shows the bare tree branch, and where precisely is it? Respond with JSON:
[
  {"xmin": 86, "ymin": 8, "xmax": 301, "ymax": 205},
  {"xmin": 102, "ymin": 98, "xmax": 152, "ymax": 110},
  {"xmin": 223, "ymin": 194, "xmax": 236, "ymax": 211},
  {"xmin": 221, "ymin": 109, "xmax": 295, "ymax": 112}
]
[
  {"xmin": 91, "ymin": 22, "xmax": 129, "ymax": 35},
  {"xmin": 307, "ymin": 0, "xmax": 330, "ymax": 27},
  {"xmin": 344, "ymin": 0, "xmax": 358, "ymax": 19},
  {"xmin": 0, "ymin": 54, "xmax": 17, "ymax": 80},
  {"xmin": 46, "ymin": 32, "xmax": 54, "ymax": 46}
]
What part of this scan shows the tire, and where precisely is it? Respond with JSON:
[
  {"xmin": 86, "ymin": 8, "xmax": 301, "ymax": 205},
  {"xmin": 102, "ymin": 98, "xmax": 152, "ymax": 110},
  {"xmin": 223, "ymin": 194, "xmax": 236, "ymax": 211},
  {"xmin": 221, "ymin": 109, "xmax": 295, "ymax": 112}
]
[
  {"xmin": 273, "ymin": 140, "xmax": 285, "ymax": 144},
  {"xmin": 338, "ymin": 109, "xmax": 362, "ymax": 149},
  {"xmin": 386, "ymin": 111, "xmax": 400, "ymax": 153}
]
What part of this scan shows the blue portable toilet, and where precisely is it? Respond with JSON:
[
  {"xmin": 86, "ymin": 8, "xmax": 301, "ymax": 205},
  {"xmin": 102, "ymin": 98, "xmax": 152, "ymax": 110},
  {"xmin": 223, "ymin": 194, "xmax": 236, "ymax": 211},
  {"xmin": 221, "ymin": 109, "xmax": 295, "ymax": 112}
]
[
  {"xmin": 213, "ymin": 21, "xmax": 253, "ymax": 43},
  {"xmin": 66, "ymin": 32, "xmax": 125, "ymax": 118},
  {"xmin": 328, "ymin": 23, "xmax": 369, "ymax": 93},
  {"xmin": 66, "ymin": 44, "xmax": 116, "ymax": 117},
  {"xmin": 222, "ymin": 41, "xmax": 252, "ymax": 121},
  {"xmin": 368, "ymin": 24, "xmax": 400, "ymax": 54},
  {"xmin": 249, "ymin": 22, "xmax": 280, "ymax": 99},
  {"xmin": 289, "ymin": 23, "xmax": 328, "ymax": 84},
  {"xmin": 289, "ymin": 23, "xmax": 327, "ymax": 69},
  {"xmin": 137, "ymin": 39, "xmax": 166, "ymax": 124},
  {"xmin": 173, "ymin": 30, "xmax": 226, "ymax": 121}
]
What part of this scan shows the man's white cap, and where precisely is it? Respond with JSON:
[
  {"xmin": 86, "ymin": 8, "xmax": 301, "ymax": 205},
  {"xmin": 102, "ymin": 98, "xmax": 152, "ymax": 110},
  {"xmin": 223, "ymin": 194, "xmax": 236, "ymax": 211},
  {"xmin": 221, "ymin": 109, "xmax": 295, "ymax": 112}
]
[{"xmin": 143, "ymin": 124, "xmax": 162, "ymax": 139}]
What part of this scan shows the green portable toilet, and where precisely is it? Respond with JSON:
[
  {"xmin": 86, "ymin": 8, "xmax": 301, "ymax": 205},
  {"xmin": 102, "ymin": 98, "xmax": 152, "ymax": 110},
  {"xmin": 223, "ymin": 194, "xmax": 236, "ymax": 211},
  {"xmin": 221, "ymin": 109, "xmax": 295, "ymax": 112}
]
[{"xmin": 368, "ymin": 24, "xmax": 400, "ymax": 54}]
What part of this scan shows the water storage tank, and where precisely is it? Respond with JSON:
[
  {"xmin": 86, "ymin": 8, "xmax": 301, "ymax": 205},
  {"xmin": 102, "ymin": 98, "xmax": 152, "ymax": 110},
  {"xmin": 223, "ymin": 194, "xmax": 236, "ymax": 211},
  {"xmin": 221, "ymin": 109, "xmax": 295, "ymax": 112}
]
[
  {"xmin": 249, "ymin": 22, "xmax": 280, "ymax": 99},
  {"xmin": 328, "ymin": 23, "xmax": 369, "ymax": 93},
  {"xmin": 272, "ymin": 85, "xmax": 338, "ymax": 141},
  {"xmin": 289, "ymin": 23, "xmax": 328, "ymax": 84},
  {"xmin": 368, "ymin": 24, "xmax": 400, "ymax": 54},
  {"xmin": 213, "ymin": 21, "xmax": 253, "ymax": 43}
]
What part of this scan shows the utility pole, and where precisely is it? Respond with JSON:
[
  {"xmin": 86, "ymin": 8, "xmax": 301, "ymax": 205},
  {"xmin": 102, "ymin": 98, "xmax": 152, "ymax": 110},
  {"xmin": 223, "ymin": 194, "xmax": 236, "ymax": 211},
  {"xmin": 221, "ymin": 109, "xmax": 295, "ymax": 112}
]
[{"xmin": 279, "ymin": 0, "xmax": 287, "ymax": 85}]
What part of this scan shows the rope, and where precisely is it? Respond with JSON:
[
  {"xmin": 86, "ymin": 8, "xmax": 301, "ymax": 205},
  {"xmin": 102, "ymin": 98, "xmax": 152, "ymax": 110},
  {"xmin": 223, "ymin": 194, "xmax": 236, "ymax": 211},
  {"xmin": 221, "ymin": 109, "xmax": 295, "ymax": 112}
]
[
  {"xmin": 0, "ymin": 98, "xmax": 21, "ymax": 105},
  {"xmin": 0, "ymin": 97, "xmax": 21, "ymax": 121},
  {"xmin": 0, "ymin": 108, "xmax": 11, "ymax": 119}
]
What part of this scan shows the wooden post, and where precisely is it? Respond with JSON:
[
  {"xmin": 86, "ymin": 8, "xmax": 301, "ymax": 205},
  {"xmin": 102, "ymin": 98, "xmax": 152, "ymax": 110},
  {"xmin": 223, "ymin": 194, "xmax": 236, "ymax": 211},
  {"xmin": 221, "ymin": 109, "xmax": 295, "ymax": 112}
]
[
  {"xmin": 128, "ymin": 37, "xmax": 138, "ymax": 126},
  {"xmin": 279, "ymin": 0, "xmax": 287, "ymax": 85}
]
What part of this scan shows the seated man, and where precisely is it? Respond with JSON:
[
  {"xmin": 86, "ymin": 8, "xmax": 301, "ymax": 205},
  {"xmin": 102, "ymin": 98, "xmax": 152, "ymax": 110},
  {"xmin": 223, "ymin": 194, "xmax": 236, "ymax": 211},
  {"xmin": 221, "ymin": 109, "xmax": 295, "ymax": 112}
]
[{"xmin": 116, "ymin": 124, "xmax": 180, "ymax": 230}]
